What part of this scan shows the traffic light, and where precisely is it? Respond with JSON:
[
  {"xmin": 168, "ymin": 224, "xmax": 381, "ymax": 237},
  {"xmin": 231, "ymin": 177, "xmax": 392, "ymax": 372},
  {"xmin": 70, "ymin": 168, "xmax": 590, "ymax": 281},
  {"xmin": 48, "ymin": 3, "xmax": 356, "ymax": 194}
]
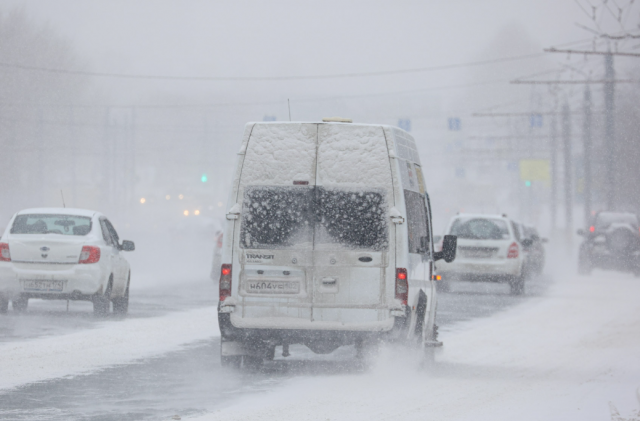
[
  {"xmin": 524, "ymin": 180, "xmax": 531, "ymax": 187},
  {"xmin": 201, "ymin": 174, "xmax": 208, "ymax": 183}
]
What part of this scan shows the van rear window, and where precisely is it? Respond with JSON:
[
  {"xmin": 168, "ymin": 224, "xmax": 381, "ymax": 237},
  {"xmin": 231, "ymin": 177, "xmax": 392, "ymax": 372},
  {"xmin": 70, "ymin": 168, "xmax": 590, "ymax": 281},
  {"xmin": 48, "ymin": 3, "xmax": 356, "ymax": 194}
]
[
  {"xmin": 314, "ymin": 188, "xmax": 388, "ymax": 251},
  {"xmin": 240, "ymin": 186, "xmax": 314, "ymax": 249},
  {"xmin": 240, "ymin": 186, "xmax": 388, "ymax": 251}
]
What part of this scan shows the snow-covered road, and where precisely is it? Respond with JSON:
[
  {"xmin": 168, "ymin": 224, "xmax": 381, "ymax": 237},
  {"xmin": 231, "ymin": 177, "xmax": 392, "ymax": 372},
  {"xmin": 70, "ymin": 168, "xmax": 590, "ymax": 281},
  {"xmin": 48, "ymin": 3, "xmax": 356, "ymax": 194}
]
[
  {"xmin": 1, "ymin": 270, "xmax": 637, "ymax": 420},
  {"xmin": 188, "ymin": 271, "xmax": 640, "ymax": 421}
]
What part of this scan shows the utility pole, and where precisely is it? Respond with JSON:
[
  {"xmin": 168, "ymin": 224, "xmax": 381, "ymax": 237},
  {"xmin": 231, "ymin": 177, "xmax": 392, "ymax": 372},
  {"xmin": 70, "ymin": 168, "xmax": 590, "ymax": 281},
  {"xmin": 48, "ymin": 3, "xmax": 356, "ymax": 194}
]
[
  {"xmin": 604, "ymin": 51, "xmax": 616, "ymax": 210},
  {"xmin": 583, "ymin": 85, "xmax": 593, "ymax": 227},
  {"xmin": 550, "ymin": 111, "xmax": 558, "ymax": 231},
  {"xmin": 562, "ymin": 102, "xmax": 573, "ymax": 245}
]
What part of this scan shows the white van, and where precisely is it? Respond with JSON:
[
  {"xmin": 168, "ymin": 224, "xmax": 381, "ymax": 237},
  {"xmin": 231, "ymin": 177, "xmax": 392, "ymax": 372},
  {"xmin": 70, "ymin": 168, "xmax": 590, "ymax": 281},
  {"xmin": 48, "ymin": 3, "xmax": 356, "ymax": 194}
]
[
  {"xmin": 217, "ymin": 121, "xmax": 456, "ymax": 366},
  {"xmin": 436, "ymin": 213, "xmax": 527, "ymax": 294}
]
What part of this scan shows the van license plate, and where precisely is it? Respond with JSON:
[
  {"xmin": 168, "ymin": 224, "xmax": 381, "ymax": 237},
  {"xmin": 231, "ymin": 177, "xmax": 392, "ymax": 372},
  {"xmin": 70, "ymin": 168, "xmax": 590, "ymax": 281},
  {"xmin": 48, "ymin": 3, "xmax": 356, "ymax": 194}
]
[
  {"xmin": 22, "ymin": 280, "xmax": 64, "ymax": 292},
  {"xmin": 246, "ymin": 280, "xmax": 300, "ymax": 294}
]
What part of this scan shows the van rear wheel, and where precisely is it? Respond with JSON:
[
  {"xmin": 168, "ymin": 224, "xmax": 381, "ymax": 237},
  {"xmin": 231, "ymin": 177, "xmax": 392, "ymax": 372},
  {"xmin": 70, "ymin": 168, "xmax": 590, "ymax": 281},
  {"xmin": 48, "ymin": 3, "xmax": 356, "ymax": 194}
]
[
  {"xmin": 221, "ymin": 355, "xmax": 242, "ymax": 368},
  {"xmin": 13, "ymin": 296, "xmax": 28, "ymax": 313}
]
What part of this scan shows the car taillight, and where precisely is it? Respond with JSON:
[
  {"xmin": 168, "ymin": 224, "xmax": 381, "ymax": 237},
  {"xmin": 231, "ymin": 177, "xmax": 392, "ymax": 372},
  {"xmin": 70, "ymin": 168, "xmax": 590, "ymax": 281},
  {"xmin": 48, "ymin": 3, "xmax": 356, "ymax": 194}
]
[
  {"xmin": 220, "ymin": 264, "xmax": 232, "ymax": 301},
  {"xmin": 589, "ymin": 226, "xmax": 595, "ymax": 233},
  {"xmin": 507, "ymin": 242, "xmax": 519, "ymax": 259},
  {"xmin": 0, "ymin": 243, "xmax": 11, "ymax": 262},
  {"xmin": 78, "ymin": 246, "xmax": 100, "ymax": 264},
  {"xmin": 395, "ymin": 268, "xmax": 408, "ymax": 305}
]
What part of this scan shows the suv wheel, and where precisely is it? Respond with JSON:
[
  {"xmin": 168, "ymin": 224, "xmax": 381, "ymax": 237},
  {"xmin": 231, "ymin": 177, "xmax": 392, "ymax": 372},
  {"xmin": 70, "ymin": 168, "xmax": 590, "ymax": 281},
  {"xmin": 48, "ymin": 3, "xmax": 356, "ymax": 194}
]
[{"xmin": 578, "ymin": 250, "xmax": 592, "ymax": 275}]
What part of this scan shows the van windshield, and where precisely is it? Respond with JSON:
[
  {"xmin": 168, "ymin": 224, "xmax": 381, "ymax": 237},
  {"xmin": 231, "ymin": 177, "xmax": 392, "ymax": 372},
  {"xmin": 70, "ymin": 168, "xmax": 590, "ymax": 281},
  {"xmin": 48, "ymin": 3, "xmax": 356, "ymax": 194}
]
[
  {"xmin": 449, "ymin": 217, "xmax": 510, "ymax": 240},
  {"xmin": 240, "ymin": 186, "xmax": 388, "ymax": 250},
  {"xmin": 11, "ymin": 214, "xmax": 92, "ymax": 236}
]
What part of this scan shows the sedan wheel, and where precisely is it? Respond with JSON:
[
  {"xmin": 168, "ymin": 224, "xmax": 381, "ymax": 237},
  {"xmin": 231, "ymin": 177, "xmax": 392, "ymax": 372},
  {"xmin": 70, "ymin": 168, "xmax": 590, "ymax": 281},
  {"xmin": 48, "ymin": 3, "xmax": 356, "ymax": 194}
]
[{"xmin": 112, "ymin": 281, "xmax": 130, "ymax": 316}]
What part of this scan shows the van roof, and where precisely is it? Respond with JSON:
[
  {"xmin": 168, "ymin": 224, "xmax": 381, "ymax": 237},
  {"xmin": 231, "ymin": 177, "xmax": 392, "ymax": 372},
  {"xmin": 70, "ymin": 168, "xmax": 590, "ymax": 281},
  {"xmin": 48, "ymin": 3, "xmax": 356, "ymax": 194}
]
[{"xmin": 246, "ymin": 121, "xmax": 411, "ymax": 135}]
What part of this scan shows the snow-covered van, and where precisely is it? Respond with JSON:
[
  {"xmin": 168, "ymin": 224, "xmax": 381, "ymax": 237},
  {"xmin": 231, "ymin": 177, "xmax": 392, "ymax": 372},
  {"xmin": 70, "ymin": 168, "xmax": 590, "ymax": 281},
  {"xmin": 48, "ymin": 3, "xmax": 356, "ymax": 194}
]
[{"xmin": 217, "ymin": 121, "xmax": 457, "ymax": 366}]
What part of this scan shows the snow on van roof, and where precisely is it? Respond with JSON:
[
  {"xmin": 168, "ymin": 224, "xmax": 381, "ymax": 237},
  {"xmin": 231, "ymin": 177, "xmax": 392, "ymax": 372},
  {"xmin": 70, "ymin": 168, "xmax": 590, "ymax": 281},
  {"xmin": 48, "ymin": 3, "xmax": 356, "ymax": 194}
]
[
  {"xmin": 16, "ymin": 208, "xmax": 98, "ymax": 218},
  {"xmin": 247, "ymin": 121, "xmax": 410, "ymax": 133}
]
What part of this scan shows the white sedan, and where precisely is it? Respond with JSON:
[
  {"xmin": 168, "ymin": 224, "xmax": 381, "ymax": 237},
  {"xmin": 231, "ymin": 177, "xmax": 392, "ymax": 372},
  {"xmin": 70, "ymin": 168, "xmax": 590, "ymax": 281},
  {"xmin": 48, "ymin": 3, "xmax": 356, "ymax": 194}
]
[{"xmin": 0, "ymin": 208, "xmax": 134, "ymax": 316}]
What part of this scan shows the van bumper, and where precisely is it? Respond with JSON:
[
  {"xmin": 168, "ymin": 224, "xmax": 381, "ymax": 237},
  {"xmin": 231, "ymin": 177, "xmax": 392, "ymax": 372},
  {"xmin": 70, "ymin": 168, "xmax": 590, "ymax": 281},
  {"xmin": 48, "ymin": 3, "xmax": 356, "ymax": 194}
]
[
  {"xmin": 0, "ymin": 261, "xmax": 105, "ymax": 300},
  {"xmin": 219, "ymin": 312, "xmax": 399, "ymax": 348}
]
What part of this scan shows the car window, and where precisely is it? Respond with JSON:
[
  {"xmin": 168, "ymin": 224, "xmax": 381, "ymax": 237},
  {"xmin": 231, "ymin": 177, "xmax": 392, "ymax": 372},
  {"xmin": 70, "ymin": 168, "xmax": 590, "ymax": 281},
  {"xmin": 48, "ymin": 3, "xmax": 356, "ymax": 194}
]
[
  {"xmin": 11, "ymin": 214, "xmax": 92, "ymax": 236},
  {"xmin": 100, "ymin": 219, "xmax": 115, "ymax": 246},
  {"xmin": 404, "ymin": 190, "xmax": 429, "ymax": 254},
  {"xmin": 450, "ymin": 217, "xmax": 510, "ymax": 240},
  {"xmin": 104, "ymin": 220, "xmax": 120, "ymax": 245},
  {"xmin": 511, "ymin": 222, "xmax": 522, "ymax": 241}
]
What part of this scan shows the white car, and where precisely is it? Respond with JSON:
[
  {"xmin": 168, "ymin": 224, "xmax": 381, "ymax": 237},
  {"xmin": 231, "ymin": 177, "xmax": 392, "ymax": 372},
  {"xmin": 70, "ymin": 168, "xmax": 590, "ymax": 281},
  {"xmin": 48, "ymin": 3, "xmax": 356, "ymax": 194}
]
[
  {"xmin": 0, "ymin": 208, "xmax": 134, "ymax": 315},
  {"xmin": 437, "ymin": 213, "xmax": 527, "ymax": 295}
]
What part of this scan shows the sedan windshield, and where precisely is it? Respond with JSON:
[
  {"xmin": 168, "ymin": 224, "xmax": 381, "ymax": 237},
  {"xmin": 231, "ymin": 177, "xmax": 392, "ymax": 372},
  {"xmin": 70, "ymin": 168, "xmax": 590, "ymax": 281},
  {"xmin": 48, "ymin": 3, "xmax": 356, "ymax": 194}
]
[
  {"xmin": 449, "ymin": 217, "xmax": 510, "ymax": 240},
  {"xmin": 11, "ymin": 214, "xmax": 92, "ymax": 236}
]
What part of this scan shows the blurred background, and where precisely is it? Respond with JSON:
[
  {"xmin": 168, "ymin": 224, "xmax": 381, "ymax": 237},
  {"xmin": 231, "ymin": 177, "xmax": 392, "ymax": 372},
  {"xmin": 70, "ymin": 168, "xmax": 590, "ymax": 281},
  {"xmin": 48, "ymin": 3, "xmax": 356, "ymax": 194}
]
[{"xmin": 0, "ymin": 0, "xmax": 638, "ymax": 282}]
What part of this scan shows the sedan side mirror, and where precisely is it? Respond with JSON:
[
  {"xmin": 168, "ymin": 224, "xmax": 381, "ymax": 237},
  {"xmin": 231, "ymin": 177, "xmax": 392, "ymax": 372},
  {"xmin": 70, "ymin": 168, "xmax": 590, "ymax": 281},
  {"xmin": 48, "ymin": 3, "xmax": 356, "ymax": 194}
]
[
  {"xmin": 121, "ymin": 240, "xmax": 135, "ymax": 251},
  {"xmin": 576, "ymin": 229, "xmax": 585, "ymax": 236},
  {"xmin": 434, "ymin": 235, "xmax": 457, "ymax": 263}
]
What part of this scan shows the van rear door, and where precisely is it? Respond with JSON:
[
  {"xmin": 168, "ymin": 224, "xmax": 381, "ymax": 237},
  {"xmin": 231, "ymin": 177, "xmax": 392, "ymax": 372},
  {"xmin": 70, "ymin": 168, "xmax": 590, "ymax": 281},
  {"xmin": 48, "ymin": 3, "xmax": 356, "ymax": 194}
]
[
  {"xmin": 234, "ymin": 123, "xmax": 318, "ymax": 323},
  {"xmin": 312, "ymin": 124, "xmax": 393, "ymax": 324}
]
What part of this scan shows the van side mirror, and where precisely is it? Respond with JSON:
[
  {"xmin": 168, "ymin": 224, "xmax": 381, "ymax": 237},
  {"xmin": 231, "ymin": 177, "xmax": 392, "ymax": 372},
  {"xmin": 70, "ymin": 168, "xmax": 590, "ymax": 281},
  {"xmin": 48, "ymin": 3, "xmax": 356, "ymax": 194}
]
[
  {"xmin": 121, "ymin": 240, "xmax": 135, "ymax": 251},
  {"xmin": 434, "ymin": 235, "xmax": 457, "ymax": 263},
  {"xmin": 576, "ymin": 229, "xmax": 585, "ymax": 236}
]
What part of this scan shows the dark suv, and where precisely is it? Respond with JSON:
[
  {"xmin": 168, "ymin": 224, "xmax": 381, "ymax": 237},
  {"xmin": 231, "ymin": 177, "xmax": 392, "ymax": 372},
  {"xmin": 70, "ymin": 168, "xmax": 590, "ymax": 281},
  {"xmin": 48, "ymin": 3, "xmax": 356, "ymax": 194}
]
[{"xmin": 577, "ymin": 211, "xmax": 640, "ymax": 276}]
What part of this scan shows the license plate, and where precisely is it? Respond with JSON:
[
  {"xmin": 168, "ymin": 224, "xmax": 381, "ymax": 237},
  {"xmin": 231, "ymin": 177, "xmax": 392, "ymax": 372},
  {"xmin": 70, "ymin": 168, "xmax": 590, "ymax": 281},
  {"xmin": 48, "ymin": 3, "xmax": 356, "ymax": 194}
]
[
  {"xmin": 245, "ymin": 280, "xmax": 300, "ymax": 294},
  {"xmin": 22, "ymin": 280, "xmax": 65, "ymax": 292}
]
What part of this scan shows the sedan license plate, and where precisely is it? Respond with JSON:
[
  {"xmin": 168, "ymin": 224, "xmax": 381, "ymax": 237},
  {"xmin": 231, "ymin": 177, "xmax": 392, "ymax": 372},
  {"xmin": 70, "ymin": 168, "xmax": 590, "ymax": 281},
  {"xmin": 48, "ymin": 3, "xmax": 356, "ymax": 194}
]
[
  {"xmin": 22, "ymin": 280, "xmax": 65, "ymax": 292},
  {"xmin": 246, "ymin": 280, "xmax": 300, "ymax": 294}
]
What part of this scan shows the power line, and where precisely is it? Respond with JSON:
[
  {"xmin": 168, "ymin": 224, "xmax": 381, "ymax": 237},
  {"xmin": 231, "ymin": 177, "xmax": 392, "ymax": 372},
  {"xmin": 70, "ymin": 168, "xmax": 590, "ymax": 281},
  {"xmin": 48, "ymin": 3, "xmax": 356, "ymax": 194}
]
[
  {"xmin": 0, "ymin": 78, "xmax": 508, "ymax": 110},
  {"xmin": 511, "ymin": 79, "xmax": 638, "ymax": 84},
  {"xmin": 0, "ymin": 52, "xmax": 546, "ymax": 81},
  {"xmin": 544, "ymin": 47, "xmax": 640, "ymax": 57}
]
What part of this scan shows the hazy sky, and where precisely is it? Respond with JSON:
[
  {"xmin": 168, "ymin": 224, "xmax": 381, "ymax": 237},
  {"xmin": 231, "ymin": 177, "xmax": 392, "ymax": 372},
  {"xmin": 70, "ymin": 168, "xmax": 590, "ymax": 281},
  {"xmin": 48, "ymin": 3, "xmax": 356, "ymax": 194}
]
[{"xmin": 0, "ymin": 0, "xmax": 617, "ymax": 104}]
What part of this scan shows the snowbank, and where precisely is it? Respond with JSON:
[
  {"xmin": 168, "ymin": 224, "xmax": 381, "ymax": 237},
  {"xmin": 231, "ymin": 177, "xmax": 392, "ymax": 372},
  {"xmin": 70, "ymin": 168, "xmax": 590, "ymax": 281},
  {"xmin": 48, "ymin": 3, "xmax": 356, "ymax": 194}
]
[
  {"xmin": 189, "ymin": 272, "xmax": 640, "ymax": 420},
  {"xmin": 0, "ymin": 306, "xmax": 218, "ymax": 391}
]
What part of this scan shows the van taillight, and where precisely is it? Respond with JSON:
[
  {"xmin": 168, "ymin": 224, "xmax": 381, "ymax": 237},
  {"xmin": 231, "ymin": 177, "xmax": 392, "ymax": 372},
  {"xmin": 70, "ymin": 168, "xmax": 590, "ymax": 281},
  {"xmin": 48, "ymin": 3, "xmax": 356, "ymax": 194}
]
[
  {"xmin": 79, "ymin": 246, "xmax": 100, "ymax": 264},
  {"xmin": 0, "ymin": 243, "xmax": 10, "ymax": 262},
  {"xmin": 220, "ymin": 264, "xmax": 232, "ymax": 301},
  {"xmin": 507, "ymin": 242, "xmax": 519, "ymax": 259},
  {"xmin": 395, "ymin": 268, "xmax": 408, "ymax": 305}
]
